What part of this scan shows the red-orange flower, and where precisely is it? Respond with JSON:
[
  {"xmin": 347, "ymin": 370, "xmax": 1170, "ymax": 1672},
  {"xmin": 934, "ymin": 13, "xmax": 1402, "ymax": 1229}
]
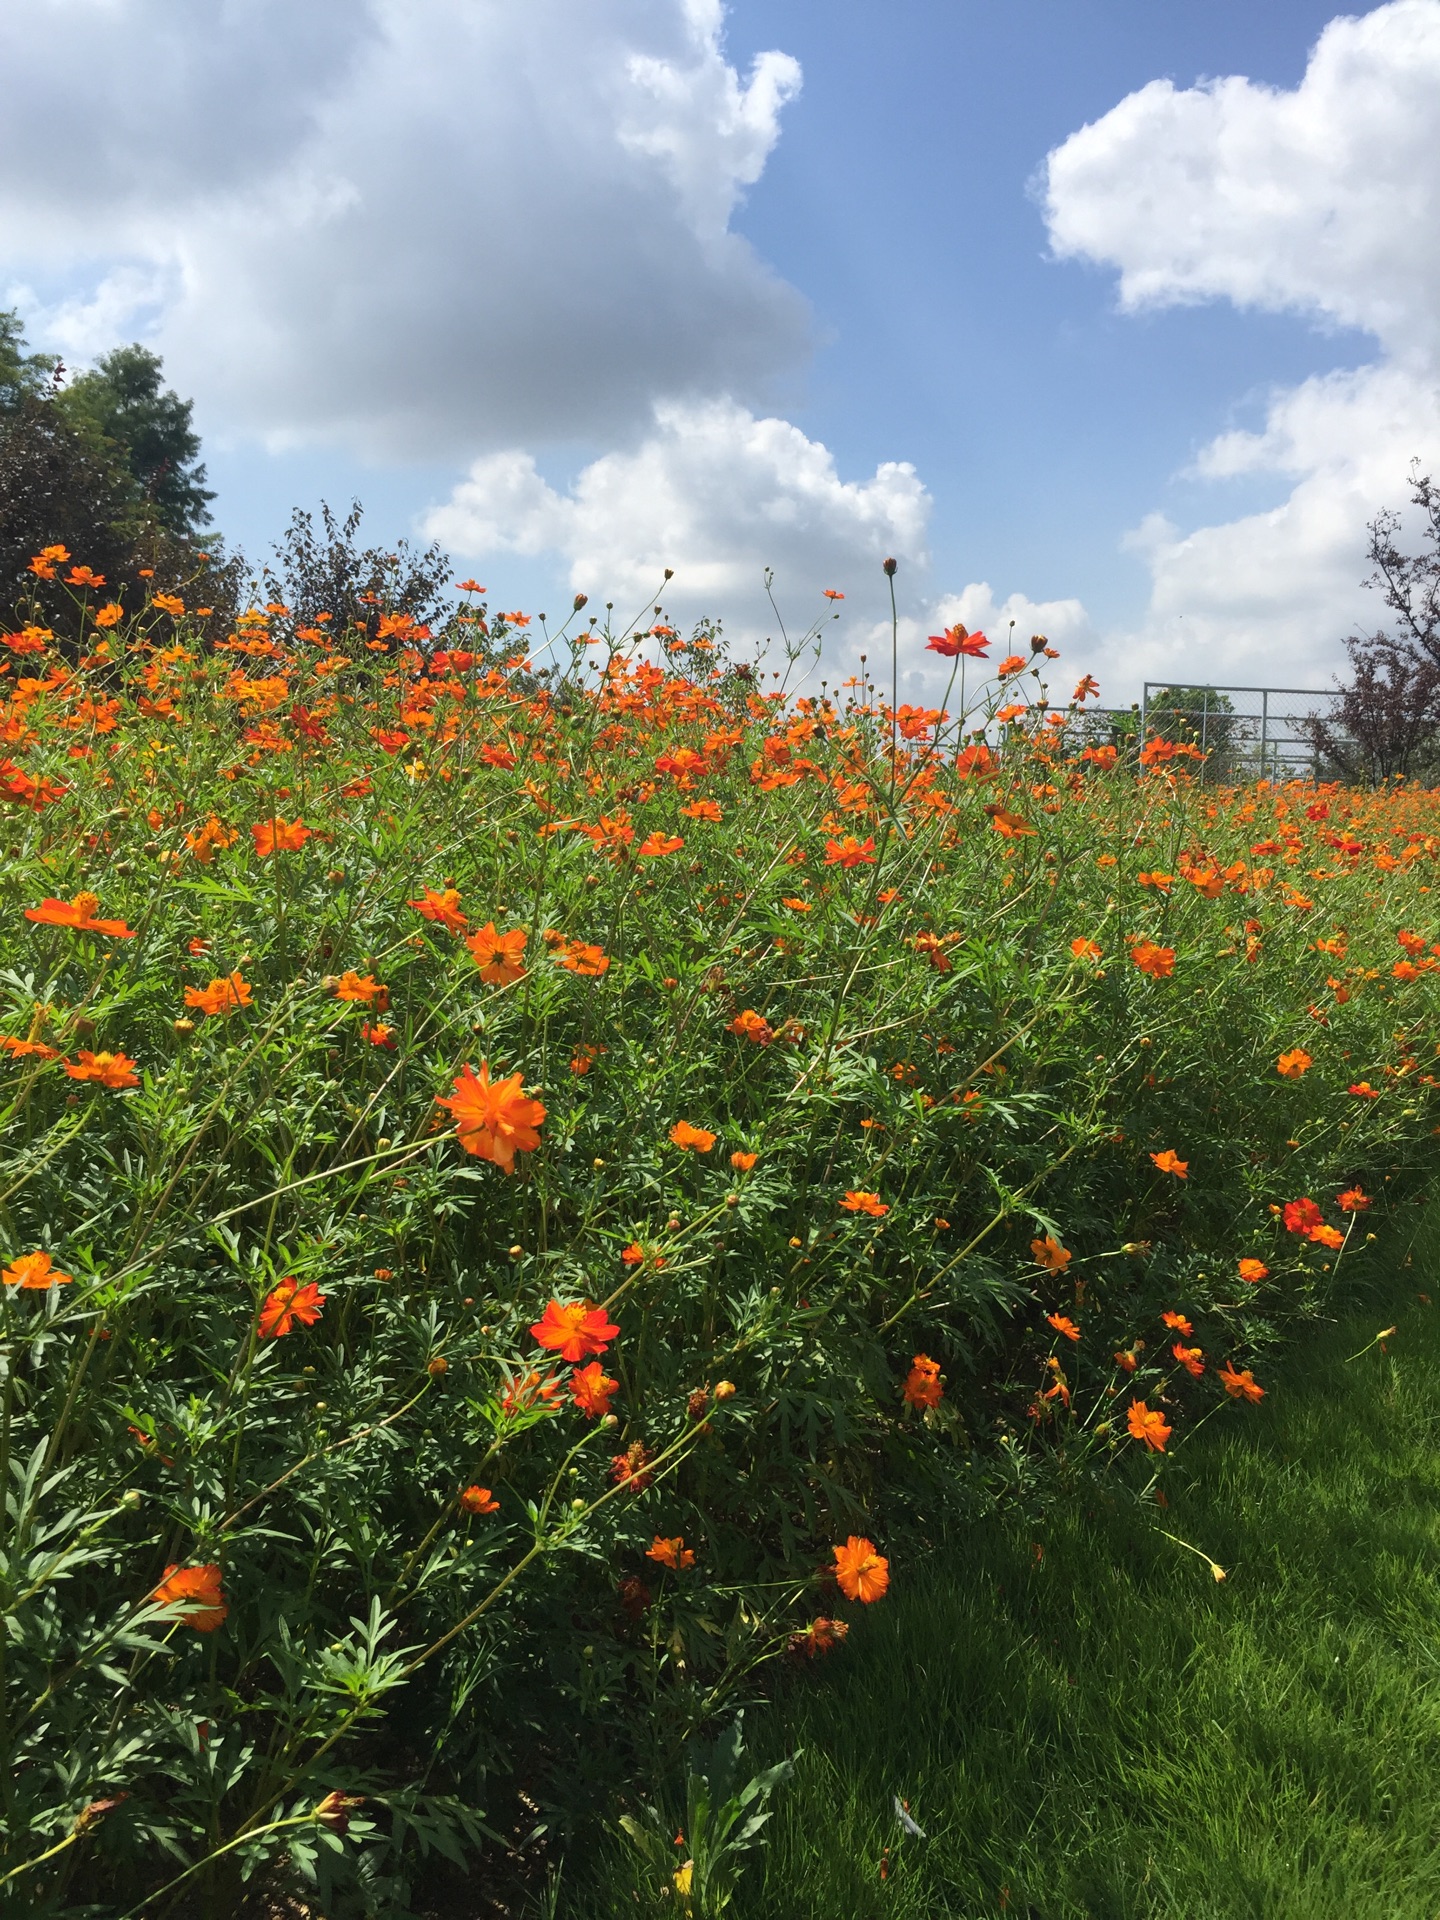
[
  {"xmin": 730, "ymin": 1150, "xmax": 758, "ymax": 1171},
  {"xmin": 460, "ymin": 1485, "xmax": 500, "ymax": 1515},
  {"xmin": 184, "ymin": 972, "xmax": 253, "ymax": 1018},
  {"xmin": 1070, "ymin": 936, "xmax": 1102, "ymax": 961},
  {"xmin": 1218, "ymin": 1362, "xmax": 1265, "ymax": 1403},
  {"xmin": 727, "ymin": 1008, "xmax": 774, "ymax": 1045},
  {"xmin": 152, "ymin": 1563, "xmax": 227, "ymax": 1632},
  {"xmin": 24, "ymin": 894, "xmax": 136, "ymax": 938},
  {"xmin": 1337, "ymin": 1187, "xmax": 1371, "ymax": 1212},
  {"xmin": 646, "ymin": 1536, "xmax": 696, "ymax": 1570},
  {"xmin": 1030, "ymin": 1235, "xmax": 1070, "ymax": 1271},
  {"xmin": 1126, "ymin": 1400, "xmax": 1171, "ymax": 1452},
  {"xmin": 1047, "ymin": 1313, "xmax": 1081, "ymax": 1342},
  {"xmin": 1308, "ymin": 1222, "xmax": 1344, "ymax": 1249},
  {"xmin": 610, "ymin": 1442, "xmax": 654, "ymax": 1489},
  {"xmin": 926, "ymin": 623, "xmax": 988, "ymax": 657},
  {"xmin": 638, "ymin": 831, "xmax": 685, "ymax": 858},
  {"xmin": 333, "ymin": 971, "xmax": 387, "ymax": 1006},
  {"xmin": 439, "ymin": 1062, "xmax": 545, "ymax": 1170},
  {"xmin": 1150, "ymin": 1150, "xmax": 1188, "ymax": 1177},
  {"xmin": 1172, "ymin": 1343, "xmax": 1205, "ymax": 1378},
  {"xmin": 530, "ymin": 1299, "xmax": 620, "ymax": 1363},
  {"xmin": 792, "ymin": 1616, "xmax": 850, "ymax": 1657},
  {"xmin": 500, "ymin": 1370, "xmax": 562, "ymax": 1416},
  {"xmin": 1130, "ymin": 941, "xmax": 1176, "ymax": 979},
  {"xmin": 669, "ymin": 1120, "xmax": 716, "ymax": 1152},
  {"xmin": 1237, "ymin": 1258, "xmax": 1269, "ymax": 1284},
  {"xmin": 824, "ymin": 835, "xmax": 876, "ymax": 868},
  {"xmin": 833, "ymin": 1535, "xmax": 889, "ymax": 1603},
  {"xmin": 251, "ymin": 816, "xmax": 312, "ymax": 855},
  {"xmin": 903, "ymin": 1354, "xmax": 943, "ymax": 1409},
  {"xmin": 842, "ymin": 1190, "xmax": 888, "ymax": 1216},
  {"xmin": 467, "ymin": 922, "xmax": 528, "ymax": 985},
  {"xmin": 409, "ymin": 887, "xmax": 468, "ymax": 933},
  {"xmin": 64, "ymin": 1050, "xmax": 139, "ymax": 1089},
  {"xmin": 679, "ymin": 797, "xmax": 722, "ymax": 823},
  {"xmin": 258, "ymin": 1278, "xmax": 326, "ymax": 1338},
  {"xmin": 553, "ymin": 939, "xmax": 610, "ymax": 977},
  {"xmin": 1348, "ymin": 1081, "xmax": 1380, "ymax": 1099},
  {"xmin": 3, "ymin": 1250, "xmax": 73, "ymax": 1290},
  {"xmin": 1277, "ymin": 1048, "xmax": 1313, "ymax": 1078},
  {"xmin": 1160, "ymin": 1311, "xmax": 1193, "ymax": 1335},
  {"xmin": 571, "ymin": 1360, "xmax": 619, "ymax": 1417},
  {"xmin": 1283, "ymin": 1197, "xmax": 1323, "ymax": 1236}
]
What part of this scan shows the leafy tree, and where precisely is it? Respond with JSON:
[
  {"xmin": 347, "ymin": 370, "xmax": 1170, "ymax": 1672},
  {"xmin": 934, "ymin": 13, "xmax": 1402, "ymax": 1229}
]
[
  {"xmin": 57, "ymin": 343, "xmax": 213, "ymax": 539},
  {"xmin": 1304, "ymin": 466, "xmax": 1440, "ymax": 783},
  {"xmin": 0, "ymin": 311, "xmax": 58, "ymax": 414}
]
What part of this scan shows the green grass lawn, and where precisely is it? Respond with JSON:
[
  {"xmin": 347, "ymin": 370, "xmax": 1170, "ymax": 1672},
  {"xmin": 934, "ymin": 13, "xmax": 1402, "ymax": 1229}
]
[{"xmin": 666, "ymin": 1208, "xmax": 1440, "ymax": 1920}]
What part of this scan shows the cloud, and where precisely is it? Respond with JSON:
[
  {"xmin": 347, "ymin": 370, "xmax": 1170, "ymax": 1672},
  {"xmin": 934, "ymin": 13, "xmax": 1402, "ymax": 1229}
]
[
  {"xmin": 0, "ymin": 0, "xmax": 807, "ymax": 456},
  {"xmin": 425, "ymin": 397, "xmax": 931, "ymax": 642},
  {"xmin": 1045, "ymin": 0, "xmax": 1440, "ymax": 688}
]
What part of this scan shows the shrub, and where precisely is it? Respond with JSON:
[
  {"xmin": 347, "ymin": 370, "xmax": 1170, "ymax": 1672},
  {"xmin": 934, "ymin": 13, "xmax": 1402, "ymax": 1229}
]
[{"xmin": 0, "ymin": 573, "xmax": 1436, "ymax": 1911}]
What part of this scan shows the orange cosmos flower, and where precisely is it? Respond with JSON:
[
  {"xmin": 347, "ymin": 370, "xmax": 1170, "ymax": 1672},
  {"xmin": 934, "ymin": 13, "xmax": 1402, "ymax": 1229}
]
[
  {"xmin": 1218, "ymin": 1362, "xmax": 1265, "ymax": 1403},
  {"xmin": 3, "ymin": 1249, "xmax": 73, "ymax": 1289},
  {"xmin": 792, "ymin": 1616, "xmax": 850, "ymax": 1657},
  {"xmin": 361, "ymin": 1021, "xmax": 395, "ymax": 1048},
  {"xmin": 184, "ymin": 972, "xmax": 253, "ymax": 1017},
  {"xmin": 64, "ymin": 1050, "xmax": 139, "ymax": 1089},
  {"xmin": 842, "ymin": 1190, "xmax": 888, "ymax": 1216},
  {"xmin": 1070, "ymin": 937, "xmax": 1102, "ymax": 961},
  {"xmin": 610, "ymin": 1442, "xmax": 654, "ymax": 1489},
  {"xmin": 1130, "ymin": 941, "xmax": 1175, "ymax": 978},
  {"xmin": 0, "ymin": 1036, "xmax": 59, "ymax": 1060},
  {"xmin": 24, "ymin": 895, "xmax": 136, "ymax": 937},
  {"xmin": 986, "ymin": 806, "xmax": 1037, "ymax": 838},
  {"xmin": 251, "ymin": 816, "xmax": 312, "ymax": 856},
  {"xmin": 728, "ymin": 1008, "xmax": 774, "ymax": 1045},
  {"xmin": 824, "ymin": 835, "xmax": 876, "ymax": 868},
  {"xmin": 1160, "ymin": 1311, "xmax": 1193, "ymax": 1335},
  {"xmin": 823, "ymin": 588, "xmax": 846, "ymax": 601},
  {"xmin": 460, "ymin": 1485, "xmax": 500, "ymax": 1515},
  {"xmin": 409, "ymin": 887, "xmax": 468, "ymax": 934},
  {"xmin": 669, "ymin": 1120, "xmax": 716, "ymax": 1152},
  {"xmin": 1172, "ymin": 1343, "xmax": 1205, "ymax": 1378},
  {"xmin": 439, "ymin": 1062, "xmax": 545, "ymax": 1170},
  {"xmin": 1337, "ymin": 1187, "xmax": 1371, "ymax": 1211},
  {"xmin": 1309, "ymin": 1222, "xmax": 1344, "ymax": 1249},
  {"xmin": 467, "ymin": 922, "xmax": 528, "ymax": 984},
  {"xmin": 1237, "ymin": 1258, "xmax": 1269, "ymax": 1284},
  {"xmin": 1047, "ymin": 1313, "xmax": 1081, "ymax": 1342},
  {"xmin": 638, "ymin": 831, "xmax": 685, "ymax": 858},
  {"xmin": 903, "ymin": 1354, "xmax": 943, "ymax": 1409},
  {"xmin": 833, "ymin": 1535, "xmax": 889, "ymax": 1604},
  {"xmin": 1282, "ymin": 1197, "xmax": 1323, "ymax": 1236},
  {"xmin": 1276, "ymin": 1048, "xmax": 1312, "ymax": 1078},
  {"xmin": 1126, "ymin": 1400, "xmax": 1171, "ymax": 1452},
  {"xmin": 646, "ymin": 1536, "xmax": 696, "ymax": 1570},
  {"xmin": 530, "ymin": 1299, "xmax": 620, "ymax": 1363},
  {"xmin": 333, "ymin": 971, "xmax": 387, "ymax": 1006},
  {"xmin": 1150, "ymin": 1150, "xmax": 1188, "ymax": 1177},
  {"xmin": 152, "ymin": 1563, "xmax": 227, "ymax": 1633},
  {"xmin": 1348, "ymin": 1081, "xmax": 1380, "ymax": 1099},
  {"xmin": 258, "ymin": 1278, "xmax": 326, "ymax": 1338},
  {"xmin": 571, "ymin": 1361, "xmax": 619, "ymax": 1417},
  {"xmin": 1031, "ymin": 1236, "xmax": 1070, "ymax": 1271},
  {"xmin": 1114, "ymin": 1347, "xmax": 1139, "ymax": 1373},
  {"xmin": 554, "ymin": 939, "xmax": 610, "ymax": 977},
  {"xmin": 679, "ymin": 798, "xmax": 723, "ymax": 822},
  {"xmin": 730, "ymin": 1150, "xmax": 758, "ymax": 1171}
]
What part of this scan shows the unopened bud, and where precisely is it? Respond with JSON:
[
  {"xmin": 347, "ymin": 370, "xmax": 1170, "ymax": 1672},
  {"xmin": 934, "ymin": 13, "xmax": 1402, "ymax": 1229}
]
[
  {"xmin": 882, "ymin": 556, "xmax": 897, "ymax": 577},
  {"xmin": 713, "ymin": 1380, "xmax": 736, "ymax": 1401},
  {"xmin": 1030, "ymin": 633, "xmax": 1048, "ymax": 653},
  {"xmin": 427, "ymin": 1356, "xmax": 448, "ymax": 1378},
  {"xmin": 664, "ymin": 568, "xmax": 674, "ymax": 579},
  {"xmin": 574, "ymin": 592, "xmax": 588, "ymax": 610}
]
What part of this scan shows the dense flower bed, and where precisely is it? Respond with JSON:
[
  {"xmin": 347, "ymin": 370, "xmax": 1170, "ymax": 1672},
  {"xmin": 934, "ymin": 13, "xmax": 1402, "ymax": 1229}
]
[{"xmin": 0, "ymin": 562, "xmax": 1436, "ymax": 1910}]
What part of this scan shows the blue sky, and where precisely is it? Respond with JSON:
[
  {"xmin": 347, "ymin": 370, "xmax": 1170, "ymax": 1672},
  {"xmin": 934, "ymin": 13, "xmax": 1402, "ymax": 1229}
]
[{"xmin": 3, "ymin": 0, "xmax": 1437, "ymax": 700}]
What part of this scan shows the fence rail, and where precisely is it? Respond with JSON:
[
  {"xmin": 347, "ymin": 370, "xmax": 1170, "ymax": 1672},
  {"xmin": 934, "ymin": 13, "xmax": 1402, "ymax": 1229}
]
[{"xmin": 1139, "ymin": 682, "xmax": 1341, "ymax": 781}]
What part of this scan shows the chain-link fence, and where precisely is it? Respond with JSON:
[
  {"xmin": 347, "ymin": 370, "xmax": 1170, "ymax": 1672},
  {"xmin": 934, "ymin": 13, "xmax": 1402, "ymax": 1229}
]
[{"xmin": 1138, "ymin": 683, "xmax": 1342, "ymax": 781}]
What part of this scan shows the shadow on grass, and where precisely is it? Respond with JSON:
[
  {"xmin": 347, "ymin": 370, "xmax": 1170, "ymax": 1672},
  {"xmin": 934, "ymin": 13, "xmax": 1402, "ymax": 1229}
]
[{"xmin": 735, "ymin": 1213, "xmax": 1440, "ymax": 1920}]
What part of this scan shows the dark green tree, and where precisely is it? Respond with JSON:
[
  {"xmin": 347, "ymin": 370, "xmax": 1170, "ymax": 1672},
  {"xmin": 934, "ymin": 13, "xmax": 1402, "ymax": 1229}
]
[{"xmin": 57, "ymin": 343, "xmax": 213, "ymax": 538}]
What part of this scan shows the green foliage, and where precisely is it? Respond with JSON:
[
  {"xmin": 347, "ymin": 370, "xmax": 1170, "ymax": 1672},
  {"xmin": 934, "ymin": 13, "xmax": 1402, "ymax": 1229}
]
[
  {"xmin": 0, "ymin": 574, "xmax": 1434, "ymax": 1913},
  {"xmin": 57, "ymin": 343, "xmax": 213, "ymax": 540}
]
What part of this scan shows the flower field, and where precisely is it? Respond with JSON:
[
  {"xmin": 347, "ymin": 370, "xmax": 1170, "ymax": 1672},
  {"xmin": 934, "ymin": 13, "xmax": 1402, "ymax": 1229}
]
[{"xmin": 0, "ymin": 560, "xmax": 1437, "ymax": 1914}]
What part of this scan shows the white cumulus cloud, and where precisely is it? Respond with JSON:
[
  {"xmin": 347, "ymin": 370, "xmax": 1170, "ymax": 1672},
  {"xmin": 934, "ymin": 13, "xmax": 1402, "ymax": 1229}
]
[
  {"xmin": 1045, "ymin": 0, "xmax": 1440, "ymax": 688},
  {"xmin": 0, "ymin": 0, "xmax": 807, "ymax": 456},
  {"xmin": 425, "ymin": 397, "xmax": 931, "ymax": 644}
]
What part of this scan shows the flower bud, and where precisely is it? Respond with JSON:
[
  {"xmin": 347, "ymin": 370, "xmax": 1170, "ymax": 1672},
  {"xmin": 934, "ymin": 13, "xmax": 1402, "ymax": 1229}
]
[
  {"xmin": 882, "ymin": 557, "xmax": 897, "ymax": 576},
  {"xmin": 714, "ymin": 1380, "xmax": 736, "ymax": 1401},
  {"xmin": 574, "ymin": 593, "xmax": 588, "ymax": 611},
  {"xmin": 427, "ymin": 1356, "xmax": 448, "ymax": 1378}
]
